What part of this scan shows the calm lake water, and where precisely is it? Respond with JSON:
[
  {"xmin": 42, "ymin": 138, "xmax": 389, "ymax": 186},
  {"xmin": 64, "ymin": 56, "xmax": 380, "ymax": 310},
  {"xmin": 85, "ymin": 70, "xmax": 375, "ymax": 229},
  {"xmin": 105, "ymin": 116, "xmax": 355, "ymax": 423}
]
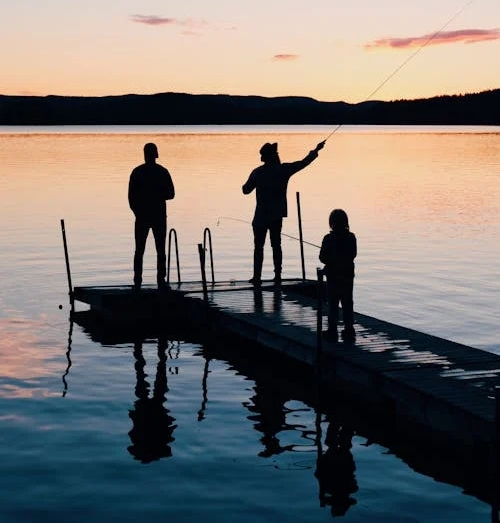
[{"xmin": 0, "ymin": 125, "xmax": 498, "ymax": 522}]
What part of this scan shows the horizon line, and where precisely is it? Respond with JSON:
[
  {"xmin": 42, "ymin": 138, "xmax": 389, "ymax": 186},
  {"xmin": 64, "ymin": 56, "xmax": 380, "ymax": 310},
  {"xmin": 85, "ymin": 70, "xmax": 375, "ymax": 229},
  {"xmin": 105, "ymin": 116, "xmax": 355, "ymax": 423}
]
[{"xmin": 1, "ymin": 87, "xmax": 499, "ymax": 105}]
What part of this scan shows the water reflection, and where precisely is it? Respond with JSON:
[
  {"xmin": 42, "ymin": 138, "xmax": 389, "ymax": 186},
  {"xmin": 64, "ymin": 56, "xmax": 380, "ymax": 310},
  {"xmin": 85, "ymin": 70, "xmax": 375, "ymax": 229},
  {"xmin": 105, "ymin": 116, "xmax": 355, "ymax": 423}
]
[
  {"xmin": 245, "ymin": 381, "xmax": 299, "ymax": 458},
  {"xmin": 252, "ymin": 287, "xmax": 282, "ymax": 315},
  {"xmin": 71, "ymin": 313, "xmax": 497, "ymax": 517},
  {"xmin": 61, "ymin": 317, "xmax": 73, "ymax": 398},
  {"xmin": 315, "ymin": 415, "xmax": 358, "ymax": 517},
  {"xmin": 197, "ymin": 354, "xmax": 211, "ymax": 422},
  {"xmin": 240, "ymin": 334, "xmax": 358, "ymax": 516},
  {"xmin": 127, "ymin": 337, "xmax": 177, "ymax": 463}
]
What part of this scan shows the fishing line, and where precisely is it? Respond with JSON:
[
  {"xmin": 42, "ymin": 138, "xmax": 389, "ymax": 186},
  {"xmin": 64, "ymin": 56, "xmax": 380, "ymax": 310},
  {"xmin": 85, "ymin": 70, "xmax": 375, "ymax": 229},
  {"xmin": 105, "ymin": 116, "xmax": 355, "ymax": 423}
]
[
  {"xmin": 216, "ymin": 216, "xmax": 321, "ymax": 249},
  {"xmin": 224, "ymin": 2, "xmax": 478, "ymax": 251},
  {"xmin": 324, "ymin": 0, "xmax": 478, "ymax": 141}
]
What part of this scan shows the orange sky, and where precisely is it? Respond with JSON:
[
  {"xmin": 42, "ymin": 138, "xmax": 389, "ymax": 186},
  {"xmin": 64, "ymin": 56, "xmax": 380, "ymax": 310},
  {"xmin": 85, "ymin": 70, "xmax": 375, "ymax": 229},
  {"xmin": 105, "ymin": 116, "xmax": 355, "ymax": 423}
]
[{"xmin": 1, "ymin": 0, "xmax": 499, "ymax": 102}]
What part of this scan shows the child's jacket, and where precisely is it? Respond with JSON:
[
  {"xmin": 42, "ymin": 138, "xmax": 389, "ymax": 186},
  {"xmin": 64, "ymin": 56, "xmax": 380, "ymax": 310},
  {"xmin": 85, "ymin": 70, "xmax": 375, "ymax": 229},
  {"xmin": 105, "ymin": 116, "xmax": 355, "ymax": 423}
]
[{"xmin": 319, "ymin": 230, "xmax": 357, "ymax": 280}]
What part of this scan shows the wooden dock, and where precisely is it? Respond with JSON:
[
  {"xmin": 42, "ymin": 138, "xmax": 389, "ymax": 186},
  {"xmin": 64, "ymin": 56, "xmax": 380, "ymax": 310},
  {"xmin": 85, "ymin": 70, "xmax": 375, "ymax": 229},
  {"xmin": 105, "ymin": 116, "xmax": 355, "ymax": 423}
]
[{"xmin": 73, "ymin": 278, "xmax": 500, "ymax": 485}]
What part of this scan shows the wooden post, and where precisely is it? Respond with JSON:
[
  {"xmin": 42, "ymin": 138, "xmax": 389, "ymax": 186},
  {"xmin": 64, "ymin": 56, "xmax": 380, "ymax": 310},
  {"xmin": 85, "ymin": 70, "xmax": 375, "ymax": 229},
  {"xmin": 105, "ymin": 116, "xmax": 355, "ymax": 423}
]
[
  {"xmin": 203, "ymin": 228, "xmax": 215, "ymax": 285},
  {"xmin": 316, "ymin": 267, "xmax": 324, "ymax": 360},
  {"xmin": 493, "ymin": 504, "xmax": 499, "ymax": 523},
  {"xmin": 60, "ymin": 219, "xmax": 75, "ymax": 314},
  {"xmin": 496, "ymin": 386, "xmax": 500, "ymax": 445},
  {"xmin": 296, "ymin": 192, "xmax": 306, "ymax": 281},
  {"xmin": 495, "ymin": 386, "xmax": 500, "ymax": 516}
]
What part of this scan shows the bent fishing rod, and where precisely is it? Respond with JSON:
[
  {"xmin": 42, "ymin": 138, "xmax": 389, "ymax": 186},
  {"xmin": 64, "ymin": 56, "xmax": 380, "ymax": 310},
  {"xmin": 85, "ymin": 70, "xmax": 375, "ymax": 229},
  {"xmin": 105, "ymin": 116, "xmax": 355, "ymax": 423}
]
[
  {"xmin": 219, "ymin": 1, "xmax": 479, "ymax": 249},
  {"xmin": 216, "ymin": 216, "xmax": 321, "ymax": 249},
  {"xmin": 324, "ymin": 0, "xmax": 478, "ymax": 142}
]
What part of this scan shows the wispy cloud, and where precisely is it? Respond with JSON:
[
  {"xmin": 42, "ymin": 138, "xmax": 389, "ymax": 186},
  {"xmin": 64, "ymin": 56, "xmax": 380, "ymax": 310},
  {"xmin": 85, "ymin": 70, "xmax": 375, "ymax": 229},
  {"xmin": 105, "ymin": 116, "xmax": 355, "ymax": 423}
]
[
  {"xmin": 130, "ymin": 15, "xmax": 174, "ymax": 26},
  {"xmin": 272, "ymin": 54, "xmax": 299, "ymax": 61},
  {"xmin": 365, "ymin": 28, "xmax": 500, "ymax": 50},
  {"xmin": 130, "ymin": 14, "xmax": 204, "ymax": 28},
  {"xmin": 130, "ymin": 14, "xmax": 236, "ymax": 34}
]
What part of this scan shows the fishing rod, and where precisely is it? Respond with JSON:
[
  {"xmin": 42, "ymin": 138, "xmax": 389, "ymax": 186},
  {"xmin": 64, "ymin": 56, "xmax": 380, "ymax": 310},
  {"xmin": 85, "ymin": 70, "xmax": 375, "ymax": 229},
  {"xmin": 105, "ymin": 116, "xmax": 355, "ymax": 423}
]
[
  {"xmin": 324, "ymin": 0, "xmax": 478, "ymax": 142},
  {"xmin": 221, "ymin": 2, "xmax": 478, "ymax": 253},
  {"xmin": 216, "ymin": 216, "xmax": 321, "ymax": 249}
]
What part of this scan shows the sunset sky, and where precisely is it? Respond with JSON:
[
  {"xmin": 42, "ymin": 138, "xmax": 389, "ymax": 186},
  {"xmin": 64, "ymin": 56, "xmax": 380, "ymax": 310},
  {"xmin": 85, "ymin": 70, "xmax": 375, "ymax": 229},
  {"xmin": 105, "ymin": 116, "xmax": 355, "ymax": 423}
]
[{"xmin": 1, "ymin": 0, "xmax": 499, "ymax": 103}]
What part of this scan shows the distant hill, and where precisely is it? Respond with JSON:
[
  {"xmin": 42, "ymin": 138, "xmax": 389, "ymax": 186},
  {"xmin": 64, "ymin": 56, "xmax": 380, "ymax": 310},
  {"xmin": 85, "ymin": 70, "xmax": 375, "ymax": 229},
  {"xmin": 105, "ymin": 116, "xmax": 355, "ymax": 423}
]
[{"xmin": 0, "ymin": 89, "xmax": 499, "ymax": 125}]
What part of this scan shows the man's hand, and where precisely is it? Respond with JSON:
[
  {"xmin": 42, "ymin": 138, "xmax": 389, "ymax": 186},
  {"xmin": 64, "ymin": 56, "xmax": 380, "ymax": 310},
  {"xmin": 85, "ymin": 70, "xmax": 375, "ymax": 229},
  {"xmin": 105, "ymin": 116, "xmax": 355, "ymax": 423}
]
[{"xmin": 315, "ymin": 140, "xmax": 326, "ymax": 152}]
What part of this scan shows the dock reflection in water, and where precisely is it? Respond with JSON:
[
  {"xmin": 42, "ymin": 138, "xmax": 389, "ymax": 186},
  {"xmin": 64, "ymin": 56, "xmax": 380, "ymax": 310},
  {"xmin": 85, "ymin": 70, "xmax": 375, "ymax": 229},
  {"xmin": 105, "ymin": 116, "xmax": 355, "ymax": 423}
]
[{"xmin": 71, "ymin": 311, "xmax": 497, "ymax": 519}]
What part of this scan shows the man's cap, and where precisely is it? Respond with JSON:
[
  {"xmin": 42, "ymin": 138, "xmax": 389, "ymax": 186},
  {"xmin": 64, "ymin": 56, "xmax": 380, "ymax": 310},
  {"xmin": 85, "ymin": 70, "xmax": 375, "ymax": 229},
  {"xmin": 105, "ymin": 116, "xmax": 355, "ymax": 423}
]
[
  {"xmin": 259, "ymin": 142, "xmax": 278, "ymax": 156},
  {"xmin": 144, "ymin": 142, "xmax": 158, "ymax": 158}
]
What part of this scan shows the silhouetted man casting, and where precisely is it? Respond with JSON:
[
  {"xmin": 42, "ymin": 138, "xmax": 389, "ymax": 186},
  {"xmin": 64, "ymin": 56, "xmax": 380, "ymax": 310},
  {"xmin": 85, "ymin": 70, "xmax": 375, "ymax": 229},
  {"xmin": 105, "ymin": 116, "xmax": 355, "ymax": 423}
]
[
  {"xmin": 128, "ymin": 143, "xmax": 175, "ymax": 290},
  {"xmin": 242, "ymin": 140, "xmax": 325, "ymax": 285}
]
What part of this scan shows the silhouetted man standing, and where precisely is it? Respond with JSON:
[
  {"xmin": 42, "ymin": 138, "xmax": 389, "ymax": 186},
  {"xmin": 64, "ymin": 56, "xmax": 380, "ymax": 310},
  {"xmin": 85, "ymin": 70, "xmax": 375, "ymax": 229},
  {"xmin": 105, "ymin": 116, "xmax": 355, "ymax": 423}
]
[
  {"xmin": 242, "ymin": 140, "xmax": 325, "ymax": 285},
  {"xmin": 128, "ymin": 143, "xmax": 175, "ymax": 291}
]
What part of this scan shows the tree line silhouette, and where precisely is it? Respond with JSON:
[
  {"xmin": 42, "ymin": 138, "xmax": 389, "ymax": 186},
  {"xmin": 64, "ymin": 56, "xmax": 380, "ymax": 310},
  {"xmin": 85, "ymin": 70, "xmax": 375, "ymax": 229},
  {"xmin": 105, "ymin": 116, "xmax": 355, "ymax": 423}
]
[{"xmin": 0, "ymin": 89, "xmax": 499, "ymax": 125}]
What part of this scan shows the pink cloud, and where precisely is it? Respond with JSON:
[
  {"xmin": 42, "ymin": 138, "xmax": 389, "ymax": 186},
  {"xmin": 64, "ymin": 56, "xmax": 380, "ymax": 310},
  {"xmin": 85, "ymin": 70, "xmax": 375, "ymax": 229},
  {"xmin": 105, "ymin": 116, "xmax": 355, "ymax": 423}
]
[
  {"xmin": 130, "ymin": 15, "xmax": 235, "ymax": 33},
  {"xmin": 273, "ymin": 54, "xmax": 299, "ymax": 61},
  {"xmin": 365, "ymin": 28, "xmax": 500, "ymax": 50},
  {"xmin": 130, "ymin": 15, "xmax": 176, "ymax": 26}
]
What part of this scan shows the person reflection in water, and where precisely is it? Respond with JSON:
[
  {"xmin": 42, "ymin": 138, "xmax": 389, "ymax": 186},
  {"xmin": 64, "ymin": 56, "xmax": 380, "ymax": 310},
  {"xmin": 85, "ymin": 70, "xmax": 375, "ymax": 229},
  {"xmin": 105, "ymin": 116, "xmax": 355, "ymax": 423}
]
[
  {"xmin": 128, "ymin": 143, "xmax": 175, "ymax": 291},
  {"xmin": 252, "ymin": 287, "xmax": 282, "ymax": 315},
  {"xmin": 246, "ymin": 381, "xmax": 295, "ymax": 458},
  {"xmin": 128, "ymin": 338, "xmax": 177, "ymax": 463},
  {"xmin": 315, "ymin": 420, "xmax": 358, "ymax": 517}
]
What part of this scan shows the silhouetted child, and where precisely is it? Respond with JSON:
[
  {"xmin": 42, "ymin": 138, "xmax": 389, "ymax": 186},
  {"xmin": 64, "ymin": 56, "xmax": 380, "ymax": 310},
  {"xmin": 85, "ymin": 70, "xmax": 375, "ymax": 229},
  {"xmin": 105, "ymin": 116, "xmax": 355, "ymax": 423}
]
[{"xmin": 319, "ymin": 209, "xmax": 357, "ymax": 343}]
